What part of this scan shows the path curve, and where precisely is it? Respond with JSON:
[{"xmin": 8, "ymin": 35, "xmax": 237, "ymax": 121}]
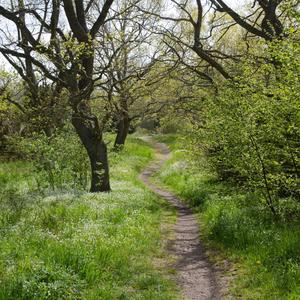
[{"xmin": 139, "ymin": 138, "xmax": 221, "ymax": 300}]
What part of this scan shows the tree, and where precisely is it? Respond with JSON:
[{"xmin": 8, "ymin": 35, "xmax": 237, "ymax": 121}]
[
  {"xmin": 140, "ymin": 0, "xmax": 293, "ymax": 82},
  {"xmin": 209, "ymin": 0, "xmax": 284, "ymax": 40},
  {"xmin": 0, "ymin": 0, "xmax": 67, "ymax": 136},
  {"xmin": 94, "ymin": 0, "xmax": 165, "ymax": 149},
  {"xmin": 0, "ymin": 0, "xmax": 116, "ymax": 192}
]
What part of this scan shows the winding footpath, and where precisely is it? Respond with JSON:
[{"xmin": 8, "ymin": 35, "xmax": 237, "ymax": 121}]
[{"xmin": 139, "ymin": 138, "xmax": 221, "ymax": 300}]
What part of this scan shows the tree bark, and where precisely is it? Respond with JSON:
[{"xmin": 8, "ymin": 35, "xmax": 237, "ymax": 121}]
[
  {"xmin": 72, "ymin": 113, "xmax": 110, "ymax": 192},
  {"xmin": 114, "ymin": 114, "xmax": 130, "ymax": 150}
]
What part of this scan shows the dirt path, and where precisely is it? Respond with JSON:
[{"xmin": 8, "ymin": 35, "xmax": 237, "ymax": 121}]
[{"xmin": 139, "ymin": 138, "xmax": 221, "ymax": 300}]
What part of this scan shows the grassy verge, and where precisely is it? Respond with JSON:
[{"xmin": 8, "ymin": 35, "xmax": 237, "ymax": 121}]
[
  {"xmin": 0, "ymin": 136, "xmax": 179, "ymax": 300},
  {"xmin": 155, "ymin": 134, "xmax": 300, "ymax": 300}
]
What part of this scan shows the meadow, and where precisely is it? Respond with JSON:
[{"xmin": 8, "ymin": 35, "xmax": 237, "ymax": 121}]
[{"xmin": 0, "ymin": 136, "xmax": 179, "ymax": 300}]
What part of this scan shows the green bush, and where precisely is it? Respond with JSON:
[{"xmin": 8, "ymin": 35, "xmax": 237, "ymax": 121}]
[
  {"xmin": 16, "ymin": 128, "xmax": 89, "ymax": 191},
  {"xmin": 191, "ymin": 30, "xmax": 300, "ymax": 215}
]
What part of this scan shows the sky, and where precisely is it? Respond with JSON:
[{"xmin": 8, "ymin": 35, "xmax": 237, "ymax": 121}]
[
  {"xmin": 213, "ymin": 0, "xmax": 247, "ymax": 9},
  {"xmin": 226, "ymin": 0, "xmax": 245, "ymax": 8}
]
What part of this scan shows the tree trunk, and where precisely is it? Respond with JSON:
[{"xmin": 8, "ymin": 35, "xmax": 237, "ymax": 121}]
[
  {"xmin": 72, "ymin": 114, "xmax": 110, "ymax": 192},
  {"xmin": 114, "ymin": 115, "xmax": 130, "ymax": 150}
]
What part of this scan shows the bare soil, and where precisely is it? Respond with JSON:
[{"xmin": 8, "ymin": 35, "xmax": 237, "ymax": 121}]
[{"xmin": 139, "ymin": 139, "xmax": 224, "ymax": 300}]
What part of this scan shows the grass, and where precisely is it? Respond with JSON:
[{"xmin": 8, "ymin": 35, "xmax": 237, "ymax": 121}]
[
  {"xmin": 0, "ymin": 135, "xmax": 179, "ymax": 300},
  {"xmin": 155, "ymin": 134, "xmax": 300, "ymax": 300}
]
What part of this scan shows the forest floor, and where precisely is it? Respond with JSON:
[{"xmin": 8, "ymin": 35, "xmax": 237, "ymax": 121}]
[{"xmin": 139, "ymin": 137, "xmax": 227, "ymax": 300}]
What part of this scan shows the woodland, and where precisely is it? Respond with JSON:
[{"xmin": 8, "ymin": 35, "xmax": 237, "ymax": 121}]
[{"xmin": 0, "ymin": 0, "xmax": 299, "ymax": 299}]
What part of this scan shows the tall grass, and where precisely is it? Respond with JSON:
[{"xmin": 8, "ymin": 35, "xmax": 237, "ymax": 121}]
[
  {"xmin": 156, "ymin": 134, "xmax": 300, "ymax": 299},
  {"xmin": 0, "ymin": 136, "xmax": 179, "ymax": 300}
]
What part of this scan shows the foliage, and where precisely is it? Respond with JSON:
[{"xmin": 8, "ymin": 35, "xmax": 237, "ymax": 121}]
[
  {"xmin": 19, "ymin": 84, "xmax": 70, "ymax": 135},
  {"xmin": 0, "ymin": 72, "xmax": 21, "ymax": 153},
  {"xmin": 188, "ymin": 30, "xmax": 300, "ymax": 214},
  {"xmin": 11, "ymin": 128, "xmax": 90, "ymax": 191}
]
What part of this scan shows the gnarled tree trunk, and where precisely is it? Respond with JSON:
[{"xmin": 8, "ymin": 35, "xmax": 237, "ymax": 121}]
[
  {"xmin": 114, "ymin": 113, "xmax": 130, "ymax": 150},
  {"xmin": 72, "ymin": 113, "xmax": 110, "ymax": 192}
]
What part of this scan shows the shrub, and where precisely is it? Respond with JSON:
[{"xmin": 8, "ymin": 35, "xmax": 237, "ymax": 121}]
[
  {"xmin": 191, "ymin": 29, "xmax": 300, "ymax": 215},
  {"xmin": 16, "ymin": 127, "xmax": 89, "ymax": 191}
]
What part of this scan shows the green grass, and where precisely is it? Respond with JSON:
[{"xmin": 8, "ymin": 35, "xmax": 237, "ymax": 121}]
[
  {"xmin": 155, "ymin": 134, "xmax": 300, "ymax": 300},
  {"xmin": 0, "ymin": 136, "xmax": 179, "ymax": 300}
]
